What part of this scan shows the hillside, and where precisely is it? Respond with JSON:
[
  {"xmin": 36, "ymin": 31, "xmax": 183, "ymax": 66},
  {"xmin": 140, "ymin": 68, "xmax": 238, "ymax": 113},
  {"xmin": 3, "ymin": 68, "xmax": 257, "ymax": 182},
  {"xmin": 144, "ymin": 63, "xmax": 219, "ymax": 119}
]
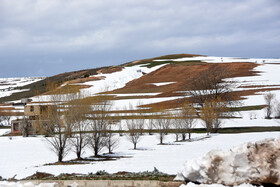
[
  {"xmin": 1, "ymin": 53, "xmax": 280, "ymax": 118},
  {"xmin": 1, "ymin": 53, "xmax": 280, "ymax": 182}
]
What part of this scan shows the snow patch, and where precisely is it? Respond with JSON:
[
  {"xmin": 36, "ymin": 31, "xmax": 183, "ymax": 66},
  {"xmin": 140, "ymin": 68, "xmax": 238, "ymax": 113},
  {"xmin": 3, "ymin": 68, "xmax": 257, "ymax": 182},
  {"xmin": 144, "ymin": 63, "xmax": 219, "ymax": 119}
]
[
  {"xmin": 179, "ymin": 182, "xmax": 258, "ymax": 187},
  {"xmin": 106, "ymin": 93, "xmax": 161, "ymax": 97},
  {"xmin": 80, "ymin": 64, "xmax": 166, "ymax": 96},
  {"xmin": 148, "ymin": 82, "xmax": 176, "ymax": 86},
  {"xmin": 176, "ymin": 138, "xmax": 280, "ymax": 186},
  {"xmin": 0, "ymin": 77, "xmax": 44, "ymax": 99},
  {"xmin": 0, "ymin": 132, "xmax": 279, "ymax": 179},
  {"xmin": 0, "ymin": 181, "xmax": 57, "ymax": 187},
  {"xmin": 154, "ymin": 56, "xmax": 280, "ymax": 64}
]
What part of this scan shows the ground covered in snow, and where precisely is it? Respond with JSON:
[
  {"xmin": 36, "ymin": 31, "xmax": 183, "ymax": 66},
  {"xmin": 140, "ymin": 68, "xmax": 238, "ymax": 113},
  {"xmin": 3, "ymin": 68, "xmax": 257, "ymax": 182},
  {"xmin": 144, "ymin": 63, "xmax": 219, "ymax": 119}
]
[
  {"xmin": 0, "ymin": 77, "xmax": 44, "ymax": 99},
  {"xmin": 179, "ymin": 182, "xmax": 259, "ymax": 187},
  {"xmin": 0, "ymin": 132, "xmax": 279, "ymax": 180},
  {"xmin": 0, "ymin": 129, "xmax": 10, "ymax": 136},
  {"xmin": 176, "ymin": 138, "xmax": 280, "ymax": 185}
]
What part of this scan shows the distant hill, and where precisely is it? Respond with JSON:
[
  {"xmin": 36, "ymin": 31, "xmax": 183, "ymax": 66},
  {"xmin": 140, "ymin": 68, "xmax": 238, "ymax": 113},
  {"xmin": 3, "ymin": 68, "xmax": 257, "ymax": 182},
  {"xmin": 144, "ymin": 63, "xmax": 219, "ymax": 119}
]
[{"xmin": 1, "ymin": 53, "xmax": 280, "ymax": 117}]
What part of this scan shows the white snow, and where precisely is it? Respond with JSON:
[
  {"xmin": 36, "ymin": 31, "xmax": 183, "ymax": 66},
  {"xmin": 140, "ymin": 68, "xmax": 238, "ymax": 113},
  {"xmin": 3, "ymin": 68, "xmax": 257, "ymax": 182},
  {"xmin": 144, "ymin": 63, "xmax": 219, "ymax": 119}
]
[
  {"xmin": 180, "ymin": 182, "xmax": 258, "ymax": 187},
  {"xmin": 148, "ymin": 82, "xmax": 176, "ymax": 86},
  {"xmin": 154, "ymin": 56, "xmax": 280, "ymax": 64},
  {"xmin": 0, "ymin": 77, "xmax": 44, "ymax": 99},
  {"xmin": 0, "ymin": 132, "xmax": 279, "ymax": 179},
  {"xmin": 31, "ymin": 65, "xmax": 166, "ymax": 102},
  {"xmin": 0, "ymin": 181, "xmax": 57, "ymax": 187},
  {"xmin": 106, "ymin": 93, "xmax": 161, "ymax": 97},
  {"xmin": 111, "ymin": 96, "xmax": 182, "ymax": 110},
  {"xmin": 80, "ymin": 64, "xmax": 166, "ymax": 96},
  {"xmin": 176, "ymin": 138, "xmax": 280, "ymax": 185},
  {"xmin": 0, "ymin": 129, "xmax": 10, "ymax": 136}
]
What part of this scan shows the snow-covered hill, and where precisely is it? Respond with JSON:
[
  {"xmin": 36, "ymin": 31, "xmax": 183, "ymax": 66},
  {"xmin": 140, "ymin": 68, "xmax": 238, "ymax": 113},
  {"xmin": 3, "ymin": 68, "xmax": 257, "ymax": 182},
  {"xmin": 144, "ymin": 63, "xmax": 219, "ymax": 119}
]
[
  {"xmin": 1, "ymin": 54, "xmax": 280, "ymax": 184},
  {"xmin": 0, "ymin": 77, "xmax": 44, "ymax": 99}
]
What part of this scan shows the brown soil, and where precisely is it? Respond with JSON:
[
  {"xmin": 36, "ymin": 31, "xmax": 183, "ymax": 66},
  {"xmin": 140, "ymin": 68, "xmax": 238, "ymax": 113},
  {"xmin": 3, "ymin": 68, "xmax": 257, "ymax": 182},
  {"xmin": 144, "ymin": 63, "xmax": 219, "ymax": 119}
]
[
  {"xmin": 142, "ymin": 87, "xmax": 280, "ymax": 110},
  {"xmin": 0, "ymin": 108, "xmax": 23, "ymax": 116},
  {"xmin": 42, "ymin": 84, "xmax": 91, "ymax": 95},
  {"xmin": 97, "ymin": 66, "xmax": 123, "ymax": 74},
  {"xmin": 240, "ymin": 84, "xmax": 280, "ymax": 88},
  {"xmin": 108, "ymin": 62, "xmax": 259, "ymax": 97},
  {"xmin": 67, "ymin": 76, "xmax": 105, "ymax": 84}
]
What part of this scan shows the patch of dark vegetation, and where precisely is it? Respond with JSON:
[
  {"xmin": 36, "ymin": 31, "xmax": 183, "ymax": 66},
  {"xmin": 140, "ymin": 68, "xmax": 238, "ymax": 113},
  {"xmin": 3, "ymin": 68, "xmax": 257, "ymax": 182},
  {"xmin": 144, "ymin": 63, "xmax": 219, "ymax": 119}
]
[
  {"xmin": 157, "ymin": 126, "xmax": 280, "ymax": 134},
  {"xmin": 141, "ymin": 60, "xmax": 205, "ymax": 68},
  {"xmin": 67, "ymin": 126, "xmax": 280, "ymax": 136},
  {"xmin": 44, "ymin": 154, "xmax": 132, "ymax": 166},
  {"xmin": 125, "ymin": 60, "xmax": 205, "ymax": 68},
  {"xmin": 229, "ymin": 105, "xmax": 266, "ymax": 111},
  {"xmin": 216, "ymin": 126, "xmax": 280, "ymax": 133},
  {"xmin": 123, "ymin": 53, "xmax": 203, "ymax": 67},
  {"xmin": 0, "ymin": 126, "xmax": 10, "ymax": 129},
  {"xmin": 23, "ymin": 168, "xmax": 175, "ymax": 181},
  {"xmin": 23, "ymin": 172, "xmax": 54, "ymax": 180}
]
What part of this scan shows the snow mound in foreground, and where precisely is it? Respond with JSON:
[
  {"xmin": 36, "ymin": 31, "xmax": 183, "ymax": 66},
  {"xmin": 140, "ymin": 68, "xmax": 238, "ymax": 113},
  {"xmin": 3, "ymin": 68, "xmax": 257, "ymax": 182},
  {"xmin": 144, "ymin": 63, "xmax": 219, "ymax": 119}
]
[
  {"xmin": 0, "ymin": 181, "xmax": 57, "ymax": 187},
  {"xmin": 175, "ymin": 138, "xmax": 280, "ymax": 186},
  {"xmin": 180, "ymin": 182, "xmax": 259, "ymax": 187}
]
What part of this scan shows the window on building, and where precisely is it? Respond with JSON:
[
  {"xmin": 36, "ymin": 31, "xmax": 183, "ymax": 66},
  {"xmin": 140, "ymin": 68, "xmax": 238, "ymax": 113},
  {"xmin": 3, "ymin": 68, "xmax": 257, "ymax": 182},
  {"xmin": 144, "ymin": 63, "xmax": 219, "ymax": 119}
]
[
  {"xmin": 30, "ymin": 106, "xmax": 34, "ymax": 112},
  {"xmin": 40, "ymin": 105, "xmax": 48, "ymax": 114}
]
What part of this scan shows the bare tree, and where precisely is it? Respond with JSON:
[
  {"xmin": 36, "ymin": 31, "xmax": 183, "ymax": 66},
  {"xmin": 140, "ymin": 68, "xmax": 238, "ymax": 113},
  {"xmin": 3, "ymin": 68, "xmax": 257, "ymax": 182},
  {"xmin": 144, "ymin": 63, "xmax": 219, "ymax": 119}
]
[
  {"xmin": 274, "ymin": 101, "xmax": 280, "ymax": 119},
  {"xmin": 173, "ymin": 111, "xmax": 183, "ymax": 142},
  {"xmin": 154, "ymin": 110, "xmax": 171, "ymax": 144},
  {"xmin": 264, "ymin": 92, "xmax": 275, "ymax": 119},
  {"xmin": 44, "ymin": 85, "xmax": 75, "ymax": 162},
  {"xmin": 187, "ymin": 65, "xmax": 235, "ymax": 108},
  {"xmin": 6, "ymin": 115, "xmax": 11, "ymax": 126},
  {"xmin": 200, "ymin": 100, "xmax": 216, "ymax": 136},
  {"xmin": 181, "ymin": 103, "xmax": 196, "ymax": 140},
  {"xmin": 200, "ymin": 97, "xmax": 227, "ymax": 135},
  {"xmin": 105, "ymin": 124, "xmax": 119, "ymax": 154},
  {"xmin": 0, "ymin": 115, "xmax": 6, "ymax": 126},
  {"xmin": 148, "ymin": 117, "xmax": 154, "ymax": 135},
  {"xmin": 135, "ymin": 101, "xmax": 145, "ymax": 135},
  {"xmin": 126, "ymin": 117, "xmax": 141, "ymax": 149},
  {"xmin": 212, "ymin": 97, "xmax": 228, "ymax": 133},
  {"xmin": 20, "ymin": 116, "xmax": 33, "ymax": 137},
  {"xmin": 67, "ymin": 95, "xmax": 92, "ymax": 159},
  {"xmin": 88, "ymin": 95, "xmax": 112, "ymax": 156},
  {"xmin": 0, "ymin": 114, "xmax": 12, "ymax": 126},
  {"xmin": 147, "ymin": 109, "xmax": 156, "ymax": 135},
  {"xmin": 125, "ymin": 104, "xmax": 142, "ymax": 149},
  {"xmin": 118, "ymin": 121, "xmax": 124, "ymax": 136}
]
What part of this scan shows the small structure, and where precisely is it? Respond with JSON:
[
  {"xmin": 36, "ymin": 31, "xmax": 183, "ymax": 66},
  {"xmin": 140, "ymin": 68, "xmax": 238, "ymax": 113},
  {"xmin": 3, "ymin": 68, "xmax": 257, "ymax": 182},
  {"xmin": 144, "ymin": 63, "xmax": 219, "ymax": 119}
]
[
  {"xmin": 11, "ymin": 104, "xmax": 56, "ymax": 135},
  {"xmin": 12, "ymin": 98, "xmax": 32, "ymax": 106}
]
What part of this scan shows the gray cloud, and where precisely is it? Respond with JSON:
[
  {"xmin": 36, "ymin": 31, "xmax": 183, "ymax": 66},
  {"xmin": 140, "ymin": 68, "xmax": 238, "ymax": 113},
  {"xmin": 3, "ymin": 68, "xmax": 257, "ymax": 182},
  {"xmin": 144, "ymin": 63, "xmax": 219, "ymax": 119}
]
[{"xmin": 0, "ymin": 0, "xmax": 279, "ymax": 77}]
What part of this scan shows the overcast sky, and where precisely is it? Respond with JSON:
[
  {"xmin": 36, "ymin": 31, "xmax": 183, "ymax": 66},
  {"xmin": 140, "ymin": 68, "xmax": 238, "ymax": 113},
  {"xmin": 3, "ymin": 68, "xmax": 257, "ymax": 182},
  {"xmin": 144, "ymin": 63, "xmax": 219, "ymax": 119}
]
[{"xmin": 0, "ymin": 0, "xmax": 280, "ymax": 78}]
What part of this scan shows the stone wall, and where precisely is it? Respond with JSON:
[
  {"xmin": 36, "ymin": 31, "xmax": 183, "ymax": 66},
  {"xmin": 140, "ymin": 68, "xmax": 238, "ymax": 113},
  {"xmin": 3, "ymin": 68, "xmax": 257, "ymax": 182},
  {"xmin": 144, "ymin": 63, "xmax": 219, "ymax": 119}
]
[{"xmin": 20, "ymin": 180, "xmax": 184, "ymax": 187}]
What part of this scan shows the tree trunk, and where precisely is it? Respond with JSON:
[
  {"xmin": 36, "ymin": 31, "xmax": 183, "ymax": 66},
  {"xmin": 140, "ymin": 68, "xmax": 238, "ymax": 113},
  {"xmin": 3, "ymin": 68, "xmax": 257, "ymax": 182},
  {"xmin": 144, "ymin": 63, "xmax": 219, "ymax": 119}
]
[
  {"xmin": 134, "ymin": 143, "xmax": 137, "ymax": 149},
  {"xmin": 182, "ymin": 133, "xmax": 186, "ymax": 141},
  {"xmin": 77, "ymin": 151, "xmax": 81, "ymax": 159},
  {"xmin": 94, "ymin": 146, "xmax": 98, "ymax": 156},
  {"xmin": 160, "ymin": 135, "xmax": 163, "ymax": 144},
  {"xmin": 58, "ymin": 152, "xmax": 63, "ymax": 162}
]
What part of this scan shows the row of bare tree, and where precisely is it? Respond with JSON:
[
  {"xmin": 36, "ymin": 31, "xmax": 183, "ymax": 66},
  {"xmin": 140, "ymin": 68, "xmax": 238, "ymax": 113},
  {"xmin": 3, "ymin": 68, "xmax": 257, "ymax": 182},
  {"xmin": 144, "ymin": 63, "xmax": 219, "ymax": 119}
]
[{"xmin": 20, "ymin": 65, "xmax": 236, "ymax": 162}]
